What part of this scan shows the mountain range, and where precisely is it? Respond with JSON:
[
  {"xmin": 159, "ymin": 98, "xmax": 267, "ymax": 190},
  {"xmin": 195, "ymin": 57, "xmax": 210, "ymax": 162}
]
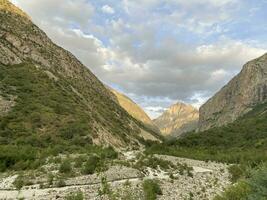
[
  {"xmin": 0, "ymin": 0, "xmax": 160, "ymax": 149},
  {"xmin": 1, "ymin": 0, "xmax": 267, "ymax": 148},
  {"xmin": 153, "ymin": 102, "xmax": 198, "ymax": 137}
]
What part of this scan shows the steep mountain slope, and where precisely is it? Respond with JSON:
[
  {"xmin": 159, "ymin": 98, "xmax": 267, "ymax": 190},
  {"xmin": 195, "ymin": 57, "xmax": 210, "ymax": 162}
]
[
  {"xmin": 109, "ymin": 88, "xmax": 160, "ymax": 133},
  {"xmin": 199, "ymin": 53, "xmax": 267, "ymax": 131},
  {"xmin": 0, "ymin": 0, "xmax": 160, "ymax": 148},
  {"xmin": 154, "ymin": 102, "xmax": 199, "ymax": 137},
  {"xmin": 147, "ymin": 101, "xmax": 267, "ymax": 164}
]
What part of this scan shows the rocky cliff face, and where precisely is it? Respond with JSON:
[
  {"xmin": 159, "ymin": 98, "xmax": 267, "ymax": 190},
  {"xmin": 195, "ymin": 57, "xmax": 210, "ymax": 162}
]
[
  {"xmin": 154, "ymin": 102, "xmax": 199, "ymax": 137},
  {"xmin": 0, "ymin": 0, "xmax": 160, "ymax": 147},
  {"xmin": 199, "ymin": 53, "xmax": 267, "ymax": 131},
  {"xmin": 110, "ymin": 88, "xmax": 160, "ymax": 133}
]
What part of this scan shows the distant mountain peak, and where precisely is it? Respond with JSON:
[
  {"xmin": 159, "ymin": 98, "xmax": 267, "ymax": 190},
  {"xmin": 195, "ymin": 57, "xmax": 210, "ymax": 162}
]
[{"xmin": 154, "ymin": 102, "xmax": 199, "ymax": 137}]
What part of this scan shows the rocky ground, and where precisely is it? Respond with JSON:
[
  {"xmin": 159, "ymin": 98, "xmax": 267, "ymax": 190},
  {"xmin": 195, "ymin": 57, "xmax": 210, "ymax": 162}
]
[{"xmin": 0, "ymin": 151, "xmax": 231, "ymax": 200}]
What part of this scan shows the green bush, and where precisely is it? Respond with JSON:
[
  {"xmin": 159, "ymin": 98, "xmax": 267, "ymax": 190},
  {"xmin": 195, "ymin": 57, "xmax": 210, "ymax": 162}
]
[
  {"xmin": 135, "ymin": 155, "xmax": 174, "ymax": 171},
  {"xmin": 0, "ymin": 63, "xmax": 122, "ymax": 172},
  {"xmin": 74, "ymin": 155, "xmax": 87, "ymax": 168},
  {"xmin": 143, "ymin": 179, "xmax": 162, "ymax": 200},
  {"xmin": 228, "ymin": 165, "xmax": 246, "ymax": 183},
  {"xmin": 247, "ymin": 165, "xmax": 267, "ymax": 199},
  {"xmin": 56, "ymin": 179, "xmax": 66, "ymax": 187},
  {"xmin": 65, "ymin": 190, "xmax": 84, "ymax": 200},
  {"xmin": 59, "ymin": 159, "xmax": 72, "ymax": 174},
  {"xmin": 214, "ymin": 181, "xmax": 251, "ymax": 200},
  {"xmin": 82, "ymin": 155, "xmax": 101, "ymax": 175},
  {"xmin": 13, "ymin": 175, "xmax": 25, "ymax": 190},
  {"xmin": 100, "ymin": 146, "xmax": 118, "ymax": 159},
  {"xmin": 215, "ymin": 164, "xmax": 267, "ymax": 200},
  {"xmin": 48, "ymin": 173, "xmax": 54, "ymax": 186}
]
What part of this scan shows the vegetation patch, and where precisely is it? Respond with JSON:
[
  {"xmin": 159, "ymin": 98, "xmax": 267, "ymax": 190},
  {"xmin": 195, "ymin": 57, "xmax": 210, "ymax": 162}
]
[
  {"xmin": 134, "ymin": 155, "xmax": 175, "ymax": 171},
  {"xmin": 142, "ymin": 179, "xmax": 162, "ymax": 200},
  {"xmin": 65, "ymin": 190, "xmax": 84, "ymax": 200}
]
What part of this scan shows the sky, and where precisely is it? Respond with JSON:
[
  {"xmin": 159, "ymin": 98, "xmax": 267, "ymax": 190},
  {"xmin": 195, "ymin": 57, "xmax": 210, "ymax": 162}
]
[{"xmin": 12, "ymin": 0, "xmax": 267, "ymax": 119}]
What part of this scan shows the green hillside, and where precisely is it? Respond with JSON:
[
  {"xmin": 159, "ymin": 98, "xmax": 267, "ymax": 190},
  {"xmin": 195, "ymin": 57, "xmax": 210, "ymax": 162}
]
[
  {"xmin": 0, "ymin": 63, "xmax": 153, "ymax": 171},
  {"xmin": 147, "ymin": 102, "xmax": 267, "ymax": 165},
  {"xmin": 146, "ymin": 102, "xmax": 267, "ymax": 199}
]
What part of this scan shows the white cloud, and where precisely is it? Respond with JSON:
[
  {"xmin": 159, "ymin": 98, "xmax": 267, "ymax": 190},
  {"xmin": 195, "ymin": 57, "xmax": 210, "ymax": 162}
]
[
  {"xmin": 101, "ymin": 5, "xmax": 115, "ymax": 14},
  {"xmin": 145, "ymin": 106, "xmax": 167, "ymax": 119},
  {"xmin": 11, "ymin": 0, "xmax": 267, "ymax": 118}
]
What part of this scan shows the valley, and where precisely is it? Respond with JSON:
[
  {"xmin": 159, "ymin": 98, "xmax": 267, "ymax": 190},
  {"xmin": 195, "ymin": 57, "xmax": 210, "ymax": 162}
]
[
  {"xmin": 0, "ymin": 150, "xmax": 231, "ymax": 200},
  {"xmin": 0, "ymin": 1, "xmax": 266, "ymax": 200}
]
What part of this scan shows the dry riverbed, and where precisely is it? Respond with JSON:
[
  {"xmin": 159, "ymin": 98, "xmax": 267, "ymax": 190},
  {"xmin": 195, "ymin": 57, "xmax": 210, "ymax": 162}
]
[{"xmin": 0, "ymin": 151, "xmax": 231, "ymax": 200}]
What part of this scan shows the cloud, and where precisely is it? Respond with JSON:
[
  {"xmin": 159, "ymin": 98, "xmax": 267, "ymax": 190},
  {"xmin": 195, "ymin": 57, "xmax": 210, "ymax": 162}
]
[
  {"xmin": 101, "ymin": 5, "xmax": 115, "ymax": 14},
  {"xmin": 13, "ymin": 0, "xmax": 95, "ymax": 28},
  {"xmin": 12, "ymin": 0, "xmax": 267, "ymax": 118}
]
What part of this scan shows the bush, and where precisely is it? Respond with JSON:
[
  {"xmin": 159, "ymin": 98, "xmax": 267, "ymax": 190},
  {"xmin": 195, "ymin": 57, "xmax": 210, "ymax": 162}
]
[
  {"xmin": 56, "ymin": 179, "xmax": 66, "ymax": 187},
  {"xmin": 247, "ymin": 165, "xmax": 267, "ymax": 199},
  {"xmin": 59, "ymin": 159, "xmax": 72, "ymax": 174},
  {"xmin": 65, "ymin": 190, "xmax": 84, "ymax": 200},
  {"xmin": 135, "ymin": 155, "xmax": 174, "ymax": 171},
  {"xmin": 228, "ymin": 165, "xmax": 245, "ymax": 183},
  {"xmin": 214, "ymin": 181, "xmax": 251, "ymax": 200},
  {"xmin": 82, "ymin": 155, "xmax": 101, "ymax": 175},
  {"xmin": 215, "ymin": 164, "xmax": 267, "ymax": 200},
  {"xmin": 143, "ymin": 179, "xmax": 162, "ymax": 200},
  {"xmin": 13, "ymin": 175, "xmax": 24, "ymax": 190},
  {"xmin": 74, "ymin": 155, "xmax": 87, "ymax": 168},
  {"xmin": 48, "ymin": 173, "xmax": 54, "ymax": 186},
  {"xmin": 100, "ymin": 146, "xmax": 118, "ymax": 159}
]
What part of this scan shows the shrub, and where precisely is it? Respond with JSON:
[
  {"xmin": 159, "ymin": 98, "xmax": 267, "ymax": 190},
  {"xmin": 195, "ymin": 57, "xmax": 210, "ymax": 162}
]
[
  {"xmin": 100, "ymin": 146, "xmax": 118, "ymax": 159},
  {"xmin": 48, "ymin": 173, "xmax": 54, "ymax": 186},
  {"xmin": 143, "ymin": 179, "xmax": 162, "ymax": 200},
  {"xmin": 228, "ymin": 165, "xmax": 245, "ymax": 183},
  {"xmin": 214, "ymin": 181, "xmax": 251, "ymax": 200},
  {"xmin": 135, "ymin": 155, "xmax": 174, "ymax": 171},
  {"xmin": 247, "ymin": 165, "xmax": 267, "ymax": 199},
  {"xmin": 56, "ymin": 179, "xmax": 66, "ymax": 187},
  {"xmin": 74, "ymin": 155, "xmax": 87, "ymax": 168},
  {"xmin": 13, "ymin": 175, "xmax": 24, "ymax": 190},
  {"xmin": 82, "ymin": 155, "xmax": 101, "ymax": 175},
  {"xmin": 97, "ymin": 176, "xmax": 118, "ymax": 199},
  {"xmin": 65, "ymin": 190, "xmax": 84, "ymax": 200},
  {"xmin": 59, "ymin": 159, "xmax": 72, "ymax": 174}
]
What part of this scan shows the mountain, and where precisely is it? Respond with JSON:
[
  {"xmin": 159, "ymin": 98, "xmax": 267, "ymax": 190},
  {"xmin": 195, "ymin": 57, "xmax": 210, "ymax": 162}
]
[
  {"xmin": 154, "ymin": 102, "xmax": 199, "ymax": 137},
  {"xmin": 199, "ymin": 53, "xmax": 267, "ymax": 131},
  {"xmin": 0, "ymin": 0, "xmax": 160, "ymax": 149},
  {"xmin": 109, "ymin": 88, "xmax": 160, "ymax": 133}
]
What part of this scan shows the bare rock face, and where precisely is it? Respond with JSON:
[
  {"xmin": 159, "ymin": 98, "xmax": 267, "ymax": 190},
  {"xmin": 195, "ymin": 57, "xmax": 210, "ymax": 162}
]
[
  {"xmin": 154, "ymin": 102, "xmax": 199, "ymax": 137},
  {"xmin": 199, "ymin": 53, "xmax": 267, "ymax": 131},
  {"xmin": 110, "ymin": 88, "xmax": 160, "ymax": 134},
  {"xmin": 0, "ymin": 1, "xmax": 161, "ymax": 147}
]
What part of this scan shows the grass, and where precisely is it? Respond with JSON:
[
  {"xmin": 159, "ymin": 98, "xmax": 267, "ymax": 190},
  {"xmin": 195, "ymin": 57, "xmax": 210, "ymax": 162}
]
[
  {"xmin": 145, "ymin": 102, "xmax": 267, "ymax": 199},
  {"xmin": 0, "ymin": 63, "xmax": 120, "ymax": 171},
  {"xmin": 143, "ymin": 179, "xmax": 162, "ymax": 200},
  {"xmin": 146, "ymin": 102, "xmax": 267, "ymax": 166}
]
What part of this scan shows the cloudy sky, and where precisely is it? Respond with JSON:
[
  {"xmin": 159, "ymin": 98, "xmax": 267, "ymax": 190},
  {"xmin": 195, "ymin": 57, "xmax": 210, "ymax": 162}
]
[{"xmin": 12, "ymin": 0, "xmax": 267, "ymax": 118}]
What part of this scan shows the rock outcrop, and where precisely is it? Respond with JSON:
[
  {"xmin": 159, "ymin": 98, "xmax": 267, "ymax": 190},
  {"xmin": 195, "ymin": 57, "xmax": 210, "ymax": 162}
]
[
  {"xmin": 154, "ymin": 102, "xmax": 199, "ymax": 137},
  {"xmin": 0, "ymin": 0, "xmax": 161, "ymax": 147},
  {"xmin": 110, "ymin": 88, "xmax": 160, "ymax": 133},
  {"xmin": 199, "ymin": 53, "xmax": 267, "ymax": 131}
]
